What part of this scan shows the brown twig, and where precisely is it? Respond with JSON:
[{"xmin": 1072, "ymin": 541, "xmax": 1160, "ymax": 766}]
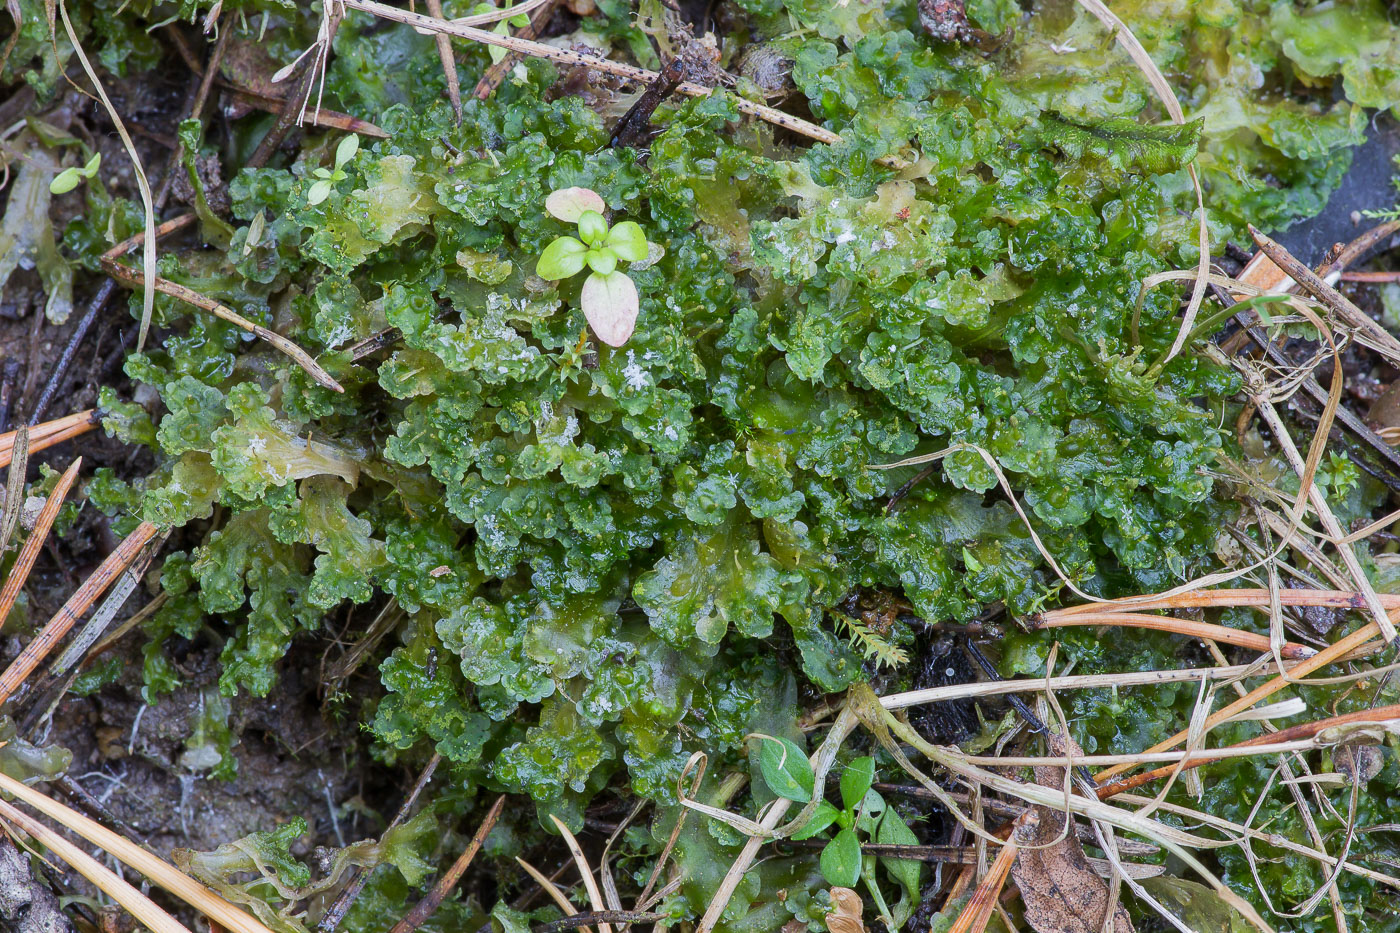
[
  {"xmin": 473, "ymin": 0, "xmax": 560, "ymax": 100},
  {"xmin": 318, "ymin": 752, "xmax": 443, "ymax": 932},
  {"xmin": 100, "ymin": 260, "xmax": 343, "ymax": 392},
  {"xmin": 1340, "ymin": 271, "xmax": 1400, "ymax": 283},
  {"xmin": 0, "ymin": 412, "xmax": 98, "ymax": 470},
  {"xmin": 947, "ymin": 813, "xmax": 1029, "ymax": 933},
  {"xmin": 1098, "ymin": 702, "xmax": 1400, "ymax": 798},
  {"xmin": 425, "ymin": 0, "xmax": 462, "ymax": 122},
  {"xmin": 0, "ymin": 521, "xmax": 160, "ymax": 706},
  {"xmin": 1250, "ymin": 224, "xmax": 1400, "ymax": 364},
  {"xmin": 1030, "ymin": 611, "xmax": 1316, "ymax": 659},
  {"xmin": 387, "ymin": 795, "xmax": 506, "ymax": 933},
  {"xmin": 338, "ymin": 0, "xmax": 908, "ymax": 166},
  {"xmin": 1318, "ymin": 220, "xmax": 1400, "ymax": 279},
  {"xmin": 156, "ymin": 28, "xmax": 231, "ymax": 210},
  {"xmin": 0, "ymin": 459, "xmax": 82, "ymax": 632}
]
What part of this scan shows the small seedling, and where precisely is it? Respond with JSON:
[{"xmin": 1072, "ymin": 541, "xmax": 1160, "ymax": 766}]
[
  {"xmin": 754, "ymin": 736, "xmax": 922, "ymax": 920},
  {"xmin": 536, "ymin": 186, "xmax": 650, "ymax": 347},
  {"xmin": 306, "ymin": 134, "xmax": 360, "ymax": 206},
  {"xmin": 49, "ymin": 152, "xmax": 101, "ymax": 194},
  {"xmin": 473, "ymin": 1, "xmax": 531, "ymax": 63}
]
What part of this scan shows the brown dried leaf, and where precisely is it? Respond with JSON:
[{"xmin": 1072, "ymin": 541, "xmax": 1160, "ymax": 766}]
[
  {"xmin": 825, "ymin": 886, "xmax": 867, "ymax": 933},
  {"xmin": 1011, "ymin": 732, "xmax": 1134, "ymax": 933}
]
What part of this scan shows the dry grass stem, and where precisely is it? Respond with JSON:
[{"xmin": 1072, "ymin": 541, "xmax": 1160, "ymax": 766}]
[
  {"xmin": 1031, "ymin": 611, "xmax": 1314, "ymax": 658},
  {"xmin": 0, "ymin": 796, "xmax": 191, "ymax": 933},
  {"xmin": 879, "ymin": 660, "xmax": 1290, "ymax": 709},
  {"xmin": 1093, "ymin": 616, "xmax": 1388, "ymax": 785},
  {"xmin": 0, "ymin": 770, "xmax": 276, "ymax": 933},
  {"xmin": 57, "ymin": 0, "xmax": 156, "ymax": 350},
  {"xmin": 947, "ymin": 816, "xmax": 1027, "ymax": 933},
  {"xmin": 0, "ymin": 520, "xmax": 159, "ymax": 705},
  {"xmin": 0, "ymin": 458, "xmax": 81, "ymax": 631},
  {"xmin": 548, "ymin": 814, "xmax": 612, "ymax": 933},
  {"xmin": 517, "ymin": 858, "xmax": 590, "ymax": 933},
  {"xmin": 1043, "ymin": 587, "xmax": 1400, "ymax": 618}
]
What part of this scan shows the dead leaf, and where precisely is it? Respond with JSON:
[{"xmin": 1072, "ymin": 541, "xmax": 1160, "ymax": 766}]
[
  {"xmin": 1010, "ymin": 732, "xmax": 1134, "ymax": 933},
  {"xmin": 1334, "ymin": 743, "xmax": 1383, "ymax": 786},
  {"xmin": 825, "ymin": 886, "xmax": 867, "ymax": 933}
]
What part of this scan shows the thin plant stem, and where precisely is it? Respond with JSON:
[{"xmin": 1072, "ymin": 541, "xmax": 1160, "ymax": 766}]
[
  {"xmin": 388, "ymin": 795, "xmax": 506, "ymax": 933},
  {"xmin": 0, "ymin": 458, "xmax": 82, "ymax": 632}
]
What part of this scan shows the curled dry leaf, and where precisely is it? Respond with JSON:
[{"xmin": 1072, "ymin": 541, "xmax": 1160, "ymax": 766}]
[
  {"xmin": 546, "ymin": 186, "xmax": 607, "ymax": 223},
  {"xmin": 1011, "ymin": 731, "xmax": 1135, "ymax": 933},
  {"xmin": 825, "ymin": 886, "xmax": 866, "ymax": 933}
]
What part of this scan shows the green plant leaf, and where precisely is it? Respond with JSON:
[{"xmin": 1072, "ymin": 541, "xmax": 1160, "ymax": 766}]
[
  {"xmin": 855, "ymin": 788, "xmax": 886, "ymax": 834},
  {"xmin": 577, "ymin": 209, "xmax": 608, "ymax": 246},
  {"xmin": 820, "ymin": 828, "xmax": 863, "ymax": 887},
  {"xmin": 580, "ymin": 270, "xmax": 638, "ymax": 347},
  {"xmin": 605, "ymin": 220, "xmax": 648, "ymax": 262},
  {"xmin": 840, "ymin": 757, "xmax": 875, "ymax": 812},
  {"xmin": 875, "ymin": 808, "xmax": 923, "ymax": 900},
  {"xmin": 791, "ymin": 799, "xmax": 841, "ymax": 840},
  {"xmin": 586, "ymin": 247, "xmax": 618, "ymax": 275},
  {"xmin": 80, "ymin": 152, "xmax": 101, "ymax": 176},
  {"xmin": 306, "ymin": 179, "xmax": 332, "ymax": 205},
  {"xmin": 49, "ymin": 167, "xmax": 81, "ymax": 194},
  {"xmin": 755, "ymin": 735, "xmax": 814, "ymax": 803},
  {"xmin": 545, "ymin": 186, "xmax": 606, "ymax": 222},
  {"xmin": 334, "ymin": 133, "xmax": 360, "ymax": 169},
  {"xmin": 536, "ymin": 236, "xmax": 587, "ymax": 280}
]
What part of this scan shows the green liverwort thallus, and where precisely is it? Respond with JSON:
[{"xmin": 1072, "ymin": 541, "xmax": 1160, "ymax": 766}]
[{"xmin": 536, "ymin": 187, "xmax": 649, "ymax": 347}]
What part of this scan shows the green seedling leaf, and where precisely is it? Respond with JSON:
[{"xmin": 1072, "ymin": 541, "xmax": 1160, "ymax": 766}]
[
  {"xmin": 577, "ymin": 209, "xmax": 608, "ymax": 246},
  {"xmin": 537, "ymin": 236, "xmax": 588, "ymax": 280},
  {"xmin": 49, "ymin": 167, "xmax": 82, "ymax": 194},
  {"xmin": 581, "ymin": 270, "xmax": 639, "ymax": 347},
  {"xmin": 854, "ymin": 788, "xmax": 885, "ymax": 834},
  {"xmin": 840, "ymin": 757, "xmax": 875, "ymax": 811},
  {"xmin": 307, "ymin": 179, "xmax": 333, "ymax": 206},
  {"xmin": 754, "ymin": 734, "xmax": 814, "ymax": 803},
  {"xmin": 605, "ymin": 221, "xmax": 648, "ymax": 262},
  {"xmin": 791, "ymin": 799, "xmax": 841, "ymax": 840},
  {"xmin": 545, "ymin": 186, "xmax": 606, "ymax": 223},
  {"xmin": 334, "ymin": 133, "xmax": 360, "ymax": 169},
  {"xmin": 586, "ymin": 247, "xmax": 618, "ymax": 275},
  {"xmin": 875, "ymin": 808, "xmax": 922, "ymax": 900},
  {"xmin": 821, "ymin": 828, "xmax": 863, "ymax": 887},
  {"xmin": 80, "ymin": 152, "xmax": 101, "ymax": 177}
]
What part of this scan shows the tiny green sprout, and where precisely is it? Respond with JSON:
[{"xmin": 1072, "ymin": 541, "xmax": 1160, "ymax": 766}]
[
  {"xmin": 537, "ymin": 186, "xmax": 650, "ymax": 347},
  {"xmin": 306, "ymin": 134, "xmax": 360, "ymax": 206},
  {"xmin": 472, "ymin": 1, "xmax": 531, "ymax": 63},
  {"xmin": 49, "ymin": 152, "xmax": 102, "ymax": 195}
]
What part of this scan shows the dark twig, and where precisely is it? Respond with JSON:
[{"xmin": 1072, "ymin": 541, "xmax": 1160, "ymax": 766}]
[
  {"xmin": 27, "ymin": 281, "xmax": 113, "ymax": 426},
  {"xmin": 387, "ymin": 794, "xmax": 505, "ymax": 933},
  {"xmin": 348, "ymin": 327, "xmax": 402, "ymax": 362},
  {"xmin": 318, "ymin": 753, "xmax": 443, "ymax": 933},
  {"xmin": 533, "ymin": 911, "xmax": 666, "ymax": 933},
  {"xmin": 248, "ymin": 5, "xmax": 343, "ymax": 168},
  {"xmin": 608, "ymin": 57, "xmax": 686, "ymax": 149},
  {"xmin": 886, "ymin": 464, "xmax": 935, "ymax": 511},
  {"xmin": 0, "ymin": 359, "xmax": 18, "ymax": 433}
]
